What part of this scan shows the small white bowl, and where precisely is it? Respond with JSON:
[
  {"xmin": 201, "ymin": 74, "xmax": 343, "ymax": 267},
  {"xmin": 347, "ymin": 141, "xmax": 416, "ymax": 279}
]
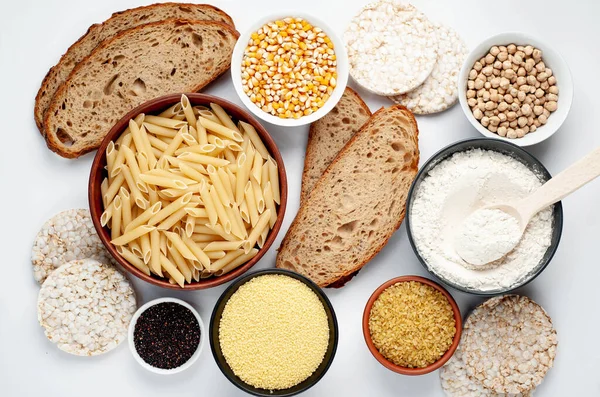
[
  {"xmin": 231, "ymin": 12, "xmax": 349, "ymax": 127},
  {"xmin": 458, "ymin": 32, "xmax": 573, "ymax": 146},
  {"xmin": 128, "ymin": 297, "xmax": 205, "ymax": 375}
]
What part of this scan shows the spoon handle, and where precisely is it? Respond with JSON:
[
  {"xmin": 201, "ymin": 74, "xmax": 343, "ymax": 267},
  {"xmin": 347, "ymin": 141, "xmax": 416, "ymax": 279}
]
[{"xmin": 519, "ymin": 146, "xmax": 600, "ymax": 220}]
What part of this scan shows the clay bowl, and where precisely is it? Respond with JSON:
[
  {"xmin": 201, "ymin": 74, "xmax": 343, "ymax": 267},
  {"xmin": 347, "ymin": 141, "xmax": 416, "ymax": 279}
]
[
  {"xmin": 89, "ymin": 93, "xmax": 288, "ymax": 290},
  {"xmin": 362, "ymin": 275, "xmax": 462, "ymax": 375}
]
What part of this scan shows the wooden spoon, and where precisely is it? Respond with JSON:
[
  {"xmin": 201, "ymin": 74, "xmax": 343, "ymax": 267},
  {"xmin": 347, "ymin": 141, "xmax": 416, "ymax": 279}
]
[{"xmin": 455, "ymin": 146, "xmax": 600, "ymax": 266}]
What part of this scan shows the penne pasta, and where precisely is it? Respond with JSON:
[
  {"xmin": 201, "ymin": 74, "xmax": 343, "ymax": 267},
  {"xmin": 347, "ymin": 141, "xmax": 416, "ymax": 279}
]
[
  {"xmin": 206, "ymin": 251, "xmax": 226, "ymax": 260},
  {"xmin": 119, "ymin": 246, "xmax": 151, "ymax": 276},
  {"xmin": 159, "ymin": 254, "xmax": 185, "ymax": 288},
  {"xmin": 182, "ymin": 132, "xmax": 198, "ymax": 146},
  {"xmin": 239, "ymin": 200, "xmax": 250, "ymax": 224},
  {"xmin": 119, "ymin": 187, "xmax": 132, "ymax": 231},
  {"xmin": 110, "ymin": 196, "xmax": 122, "ymax": 240},
  {"xmin": 198, "ymin": 109, "xmax": 222, "ymax": 124},
  {"xmin": 185, "ymin": 215, "xmax": 196, "ymax": 238},
  {"xmin": 214, "ymin": 249, "xmax": 259, "ymax": 276},
  {"xmin": 161, "ymin": 125, "xmax": 187, "ymax": 158},
  {"xmin": 207, "ymin": 165, "xmax": 231, "ymax": 207},
  {"xmin": 203, "ymin": 223, "xmax": 240, "ymax": 242},
  {"xmin": 147, "ymin": 192, "xmax": 193, "ymax": 226},
  {"xmin": 180, "ymin": 95, "xmax": 197, "ymax": 127},
  {"xmin": 226, "ymin": 204, "xmax": 247, "ymax": 239},
  {"xmin": 196, "ymin": 119, "xmax": 208, "ymax": 145},
  {"xmin": 101, "ymin": 178, "xmax": 109, "ymax": 208},
  {"xmin": 244, "ymin": 180, "xmax": 259, "ymax": 227},
  {"xmin": 209, "ymin": 185, "xmax": 232, "ymax": 233},
  {"xmin": 178, "ymin": 162, "xmax": 209, "ymax": 183},
  {"xmin": 149, "ymin": 229, "xmax": 163, "ymax": 276},
  {"xmin": 103, "ymin": 172, "xmax": 125, "ymax": 208},
  {"xmin": 121, "ymin": 165, "xmax": 149, "ymax": 209},
  {"xmin": 218, "ymin": 167, "xmax": 235, "ymax": 204},
  {"xmin": 251, "ymin": 177, "xmax": 265, "ymax": 213},
  {"xmin": 164, "ymin": 231, "xmax": 196, "ymax": 261},
  {"xmin": 251, "ymin": 150, "xmax": 263, "ymax": 184},
  {"xmin": 235, "ymin": 153, "xmax": 248, "ymax": 205},
  {"xmin": 144, "ymin": 122, "xmax": 178, "ymax": 138},
  {"xmin": 181, "ymin": 234, "xmax": 211, "ymax": 269},
  {"xmin": 144, "ymin": 114, "xmax": 187, "ymax": 129},
  {"xmin": 199, "ymin": 182, "xmax": 219, "ymax": 225},
  {"xmin": 268, "ymin": 156, "xmax": 281, "ymax": 204},
  {"xmin": 121, "ymin": 145, "xmax": 148, "ymax": 194},
  {"xmin": 158, "ymin": 102, "xmax": 182, "ymax": 118},
  {"xmin": 258, "ymin": 224, "xmax": 269, "ymax": 248},
  {"xmin": 124, "ymin": 202, "xmax": 162, "ymax": 232},
  {"xmin": 203, "ymin": 241, "xmax": 244, "ymax": 251},
  {"xmin": 157, "ymin": 204, "xmax": 198, "ymax": 231},
  {"xmin": 140, "ymin": 173, "xmax": 188, "ymax": 189},
  {"xmin": 178, "ymin": 152, "xmax": 230, "ymax": 167},
  {"xmin": 112, "ymin": 225, "xmax": 155, "ymax": 246},
  {"xmin": 210, "ymin": 249, "xmax": 245, "ymax": 272},
  {"xmin": 140, "ymin": 233, "xmax": 151, "ymax": 264},
  {"xmin": 243, "ymin": 209, "xmax": 271, "ymax": 253},
  {"xmin": 167, "ymin": 246, "xmax": 192, "ymax": 283},
  {"xmin": 239, "ymin": 121, "xmax": 269, "ymax": 159},
  {"xmin": 263, "ymin": 182, "xmax": 278, "ymax": 228},
  {"xmin": 112, "ymin": 133, "xmax": 132, "ymax": 176},
  {"xmin": 106, "ymin": 141, "xmax": 117, "ymax": 179},
  {"xmin": 223, "ymin": 148, "xmax": 236, "ymax": 163},
  {"xmin": 198, "ymin": 116, "xmax": 244, "ymax": 142},
  {"xmin": 210, "ymin": 103, "xmax": 238, "ymax": 130},
  {"xmin": 185, "ymin": 207, "xmax": 208, "ymax": 218}
]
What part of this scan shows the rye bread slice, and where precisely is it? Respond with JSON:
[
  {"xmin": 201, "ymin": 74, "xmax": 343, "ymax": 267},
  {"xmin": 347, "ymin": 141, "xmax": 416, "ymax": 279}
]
[
  {"xmin": 35, "ymin": 3, "xmax": 234, "ymax": 134},
  {"xmin": 300, "ymin": 87, "xmax": 372, "ymax": 203},
  {"xmin": 277, "ymin": 105, "xmax": 419, "ymax": 287},
  {"xmin": 43, "ymin": 19, "xmax": 239, "ymax": 158}
]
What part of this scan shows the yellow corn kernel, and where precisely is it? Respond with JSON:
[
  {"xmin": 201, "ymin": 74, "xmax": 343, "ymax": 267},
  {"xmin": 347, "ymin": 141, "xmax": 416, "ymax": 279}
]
[
  {"xmin": 280, "ymin": 31, "xmax": 288, "ymax": 37},
  {"xmin": 275, "ymin": 20, "xmax": 285, "ymax": 27},
  {"xmin": 304, "ymin": 108, "xmax": 313, "ymax": 116},
  {"xmin": 272, "ymin": 102, "xmax": 280, "ymax": 110}
]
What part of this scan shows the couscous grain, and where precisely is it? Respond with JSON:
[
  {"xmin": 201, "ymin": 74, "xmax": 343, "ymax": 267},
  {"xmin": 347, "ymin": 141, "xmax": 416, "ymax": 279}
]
[
  {"xmin": 368, "ymin": 281, "xmax": 456, "ymax": 368},
  {"xmin": 219, "ymin": 274, "xmax": 329, "ymax": 389}
]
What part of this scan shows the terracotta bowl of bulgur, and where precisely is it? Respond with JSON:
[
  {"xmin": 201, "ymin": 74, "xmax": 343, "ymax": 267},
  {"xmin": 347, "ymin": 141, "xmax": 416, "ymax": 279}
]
[{"xmin": 362, "ymin": 275, "xmax": 462, "ymax": 375}]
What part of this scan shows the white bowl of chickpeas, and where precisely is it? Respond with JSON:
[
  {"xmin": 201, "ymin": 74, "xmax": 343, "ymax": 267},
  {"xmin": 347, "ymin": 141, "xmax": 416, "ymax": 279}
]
[
  {"xmin": 458, "ymin": 32, "xmax": 573, "ymax": 146},
  {"xmin": 231, "ymin": 12, "xmax": 349, "ymax": 127}
]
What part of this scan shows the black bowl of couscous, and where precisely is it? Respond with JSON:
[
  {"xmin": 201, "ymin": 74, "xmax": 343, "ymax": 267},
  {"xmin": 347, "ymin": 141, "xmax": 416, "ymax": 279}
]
[{"xmin": 209, "ymin": 269, "xmax": 338, "ymax": 396}]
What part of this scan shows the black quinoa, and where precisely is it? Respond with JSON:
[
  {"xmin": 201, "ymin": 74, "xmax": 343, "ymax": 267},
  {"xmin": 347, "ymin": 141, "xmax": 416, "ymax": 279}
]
[{"xmin": 134, "ymin": 302, "xmax": 201, "ymax": 369}]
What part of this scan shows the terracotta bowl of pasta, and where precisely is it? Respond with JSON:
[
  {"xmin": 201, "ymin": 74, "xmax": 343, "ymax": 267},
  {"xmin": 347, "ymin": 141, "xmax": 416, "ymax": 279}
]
[{"xmin": 89, "ymin": 93, "xmax": 288, "ymax": 290}]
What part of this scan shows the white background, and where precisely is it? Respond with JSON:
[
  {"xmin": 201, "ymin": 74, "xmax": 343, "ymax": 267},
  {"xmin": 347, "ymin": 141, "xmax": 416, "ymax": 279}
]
[{"xmin": 1, "ymin": 0, "xmax": 599, "ymax": 396}]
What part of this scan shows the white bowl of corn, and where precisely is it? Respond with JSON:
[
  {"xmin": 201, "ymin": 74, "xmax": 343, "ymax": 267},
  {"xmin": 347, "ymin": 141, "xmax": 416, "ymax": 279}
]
[{"xmin": 231, "ymin": 12, "xmax": 349, "ymax": 127}]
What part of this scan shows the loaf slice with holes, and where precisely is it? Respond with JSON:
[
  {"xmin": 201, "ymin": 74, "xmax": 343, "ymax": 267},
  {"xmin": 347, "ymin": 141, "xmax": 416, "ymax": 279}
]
[
  {"xmin": 35, "ymin": 3, "xmax": 234, "ymax": 134},
  {"xmin": 43, "ymin": 20, "xmax": 239, "ymax": 158},
  {"xmin": 300, "ymin": 87, "xmax": 372, "ymax": 203},
  {"xmin": 277, "ymin": 105, "xmax": 419, "ymax": 287}
]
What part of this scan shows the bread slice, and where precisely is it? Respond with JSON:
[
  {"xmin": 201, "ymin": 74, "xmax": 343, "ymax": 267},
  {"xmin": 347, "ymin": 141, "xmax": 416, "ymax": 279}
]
[
  {"xmin": 300, "ymin": 87, "xmax": 371, "ymax": 203},
  {"xmin": 34, "ymin": 3, "xmax": 234, "ymax": 133},
  {"xmin": 277, "ymin": 105, "xmax": 420, "ymax": 287},
  {"xmin": 43, "ymin": 20, "xmax": 239, "ymax": 158}
]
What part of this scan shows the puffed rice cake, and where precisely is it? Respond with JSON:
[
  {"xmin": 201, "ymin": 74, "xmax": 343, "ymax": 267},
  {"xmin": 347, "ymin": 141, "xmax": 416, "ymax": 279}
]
[
  {"xmin": 389, "ymin": 23, "xmax": 468, "ymax": 114},
  {"xmin": 461, "ymin": 295, "xmax": 557, "ymax": 395},
  {"xmin": 344, "ymin": 0, "xmax": 438, "ymax": 96},
  {"xmin": 441, "ymin": 343, "xmax": 533, "ymax": 397},
  {"xmin": 37, "ymin": 258, "xmax": 136, "ymax": 356},
  {"xmin": 32, "ymin": 208, "xmax": 111, "ymax": 284}
]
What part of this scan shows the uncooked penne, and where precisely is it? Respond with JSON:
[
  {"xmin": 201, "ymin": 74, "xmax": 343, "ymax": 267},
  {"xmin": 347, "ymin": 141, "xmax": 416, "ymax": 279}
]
[
  {"xmin": 144, "ymin": 122, "xmax": 178, "ymax": 138},
  {"xmin": 103, "ymin": 172, "xmax": 125, "ymax": 208},
  {"xmin": 252, "ymin": 177, "xmax": 265, "ymax": 214},
  {"xmin": 159, "ymin": 254, "xmax": 185, "ymax": 288},
  {"xmin": 268, "ymin": 156, "xmax": 281, "ymax": 204},
  {"xmin": 112, "ymin": 225, "xmax": 155, "ymax": 246},
  {"xmin": 239, "ymin": 121, "xmax": 269, "ymax": 159},
  {"xmin": 199, "ymin": 182, "xmax": 218, "ymax": 225},
  {"xmin": 161, "ymin": 125, "xmax": 186, "ymax": 158},
  {"xmin": 196, "ymin": 119, "xmax": 208, "ymax": 145},
  {"xmin": 178, "ymin": 152, "xmax": 230, "ymax": 167},
  {"xmin": 207, "ymin": 165, "xmax": 231, "ymax": 207},
  {"xmin": 149, "ymin": 229, "xmax": 163, "ymax": 277},
  {"xmin": 147, "ymin": 192, "xmax": 192, "ymax": 226},
  {"xmin": 181, "ymin": 234, "xmax": 211, "ymax": 270},
  {"xmin": 185, "ymin": 207, "xmax": 208, "ymax": 218},
  {"xmin": 119, "ymin": 246, "xmax": 151, "ymax": 276},
  {"xmin": 124, "ymin": 202, "xmax": 162, "ymax": 232},
  {"xmin": 210, "ymin": 103, "xmax": 238, "ymax": 130},
  {"xmin": 157, "ymin": 204, "xmax": 198, "ymax": 231},
  {"xmin": 181, "ymin": 95, "xmax": 197, "ymax": 127},
  {"xmin": 214, "ymin": 249, "xmax": 258, "ymax": 276},
  {"xmin": 139, "ymin": 174, "xmax": 187, "ymax": 189},
  {"xmin": 251, "ymin": 151, "xmax": 263, "ymax": 184},
  {"xmin": 243, "ymin": 210, "xmax": 271, "ymax": 253},
  {"xmin": 203, "ymin": 223, "xmax": 240, "ymax": 242},
  {"xmin": 235, "ymin": 153, "xmax": 248, "ymax": 205},
  {"xmin": 164, "ymin": 231, "xmax": 196, "ymax": 261},
  {"xmin": 158, "ymin": 102, "xmax": 182, "ymax": 118},
  {"xmin": 209, "ymin": 185, "xmax": 232, "ymax": 234},
  {"xmin": 106, "ymin": 141, "xmax": 117, "ymax": 178},
  {"xmin": 210, "ymin": 249, "xmax": 245, "ymax": 272},
  {"xmin": 203, "ymin": 241, "xmax": 244, "ymax": 251},
  {"xmin": 140, "ymin": 233, "xmax": 151, "ymax": 264},
  {"xmin": 121, "ymin": 145, "xmax": 147, "ymax": 193},
  {"xmin": 263, "ymin": 182, "xmax": 278, "ymax": 228},
  {"xmin": 198, "ymin": 116, "xmax": 244, "ymax": 142},
  {"xmin": 185, "ymin": 215, "xmax": 196, "ymax": 238},
  {"xmin": 244, "ymin": 180, "xmax": 259, "ymax": 227},
  {"xmin": 167, "ymin": 246, "xmax": 192, "ymax": 284},
  {"xmin": 144, "ymin": 114, "xmax": 187, "ymax": 129},
  {"xmin": 119, "ymin": 187, "xmax": 132, "ymax": 231},
  {"xmin": 110, "ymin": 196, "xmax": 122, "ymax": 240}
]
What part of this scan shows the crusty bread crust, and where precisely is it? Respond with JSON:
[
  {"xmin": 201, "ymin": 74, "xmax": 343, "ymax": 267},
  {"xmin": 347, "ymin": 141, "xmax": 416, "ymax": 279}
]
[
  {"xmin": 43, "ymin": 19, "xmax": 239, "ymax": 158},
  {"xmin": 300, "ymin": 87, "xmax": 372, "ymax": 203},
  {"xmin": 277, "ymin": 105, "xmax": 420, "ymax": 287},
  {"xmin": 34, "ymin": 3, "xmax": 235, "ymax": 134}
]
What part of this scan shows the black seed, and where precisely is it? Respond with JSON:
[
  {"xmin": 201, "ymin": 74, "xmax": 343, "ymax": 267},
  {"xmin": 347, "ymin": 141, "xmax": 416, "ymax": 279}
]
[{"xmin": 134, "ymin": 302, "xmax": 200, "ymax": 369}]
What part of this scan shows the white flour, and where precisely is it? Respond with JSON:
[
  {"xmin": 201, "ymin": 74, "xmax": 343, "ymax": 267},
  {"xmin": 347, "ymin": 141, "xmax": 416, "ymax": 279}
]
[
  {"xmin": 410, "ymin": 149, "xmax": 554, "ymax": 291},
  {"xmin": 454, "ymin": 208, "xmax": 522, "ymax": 266}
]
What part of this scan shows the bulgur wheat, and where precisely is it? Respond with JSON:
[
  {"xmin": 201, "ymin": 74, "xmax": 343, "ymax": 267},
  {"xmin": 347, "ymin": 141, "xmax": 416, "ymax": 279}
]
[{"xmin": 369, "ymin": 281, "xmax": 455, "ymax": 368}]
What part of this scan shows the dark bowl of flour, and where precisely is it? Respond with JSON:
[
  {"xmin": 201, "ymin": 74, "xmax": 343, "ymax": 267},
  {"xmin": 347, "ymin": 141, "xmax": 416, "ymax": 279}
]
[{"xmin": 406, "ymin": 138, "xmax": 563, "ymax": 296}]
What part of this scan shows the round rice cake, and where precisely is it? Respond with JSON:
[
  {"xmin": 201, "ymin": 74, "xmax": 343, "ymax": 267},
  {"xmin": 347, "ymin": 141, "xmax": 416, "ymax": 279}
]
[
  {"xmin": 32, "ymin": 209, "xmax": 111, "ymax": 284},
  {"xmin": 461, "ymin": 295, "xmax": 557, "ymax": 394},
  {"xmin": 440, "ymin": 344, "xmax": 533, "ymax": 397},
  {"xmin": 389, "ymin": 23, "xmax": 468, "ymax": 114},
  {"xmin": 37, "ymin": 259, "xmax": 136, "ymax": 356},
  {"xmin": 344, "ymin": 0, "xmax": 437, "ymax": 96}
]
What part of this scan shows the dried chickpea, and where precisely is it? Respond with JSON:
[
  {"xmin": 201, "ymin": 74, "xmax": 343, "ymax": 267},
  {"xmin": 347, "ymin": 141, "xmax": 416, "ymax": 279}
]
[
  {"xmin": 466, "ymin": 44, "xmax": 558, "ymax": 138},
  {"xmin": 241, "ymin": 17, "xmax": 337, "ymax": 119}
]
